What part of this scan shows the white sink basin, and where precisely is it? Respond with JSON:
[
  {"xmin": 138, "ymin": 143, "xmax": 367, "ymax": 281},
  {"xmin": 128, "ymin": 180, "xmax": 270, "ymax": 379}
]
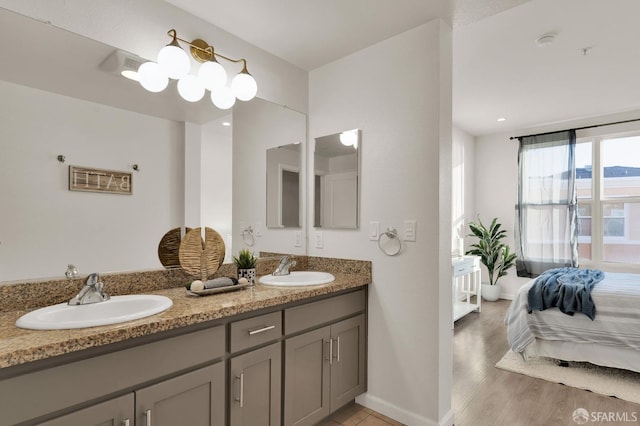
[
  {"xmin": 15, "ymin": 295, "xmax": 173, "ymax": 330},
  {"xmin": 259, "ymin": 271, "xmax": 335, "ymax": 287}
]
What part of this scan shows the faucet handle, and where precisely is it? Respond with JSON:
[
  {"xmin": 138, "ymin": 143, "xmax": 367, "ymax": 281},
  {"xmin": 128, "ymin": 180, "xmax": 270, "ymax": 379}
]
[{"xmin": 85, "ymin": 273, "xmax": 100, "ymax": 287}]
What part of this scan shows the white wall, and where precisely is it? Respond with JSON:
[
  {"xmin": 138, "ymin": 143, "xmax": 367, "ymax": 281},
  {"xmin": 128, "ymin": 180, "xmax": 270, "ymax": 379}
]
[
  {"xmin": 474, "ymin": 111, "xmax": 640, "ymax": 299},
  {"xmin": 452, "ymin": 126, "xmax": 475, "ymax": 255},
  {"xmin": 0, "ymin": 81, "xmax": 184, "ymax": 282},
  {"xmin": 202, "ymin": 117, "xmax": 233, "ymax": 262},
  {"xmin": 309, "ymin": 20, "xmax": 453, "ymax": 426}
]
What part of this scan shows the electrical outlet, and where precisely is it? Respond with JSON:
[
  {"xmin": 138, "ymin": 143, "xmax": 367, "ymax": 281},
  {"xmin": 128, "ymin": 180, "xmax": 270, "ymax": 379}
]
[
  {"xmin": 254, "ymin": 222, "xmax": 262, "ymax": 237},
  {"xmin": 403, "ymin": 220, "xmax": 416, "ymax": 241},
  {"xmin": 369, "ymin": 221, "xmax": 380, "ymax": 241},
  {"xmin": 294, "ymin": 231, "xmax": 302, "ymax": 247},
  {"xmin": 315, "ymin": 231, "xmax": 323, "ymax": 249}
]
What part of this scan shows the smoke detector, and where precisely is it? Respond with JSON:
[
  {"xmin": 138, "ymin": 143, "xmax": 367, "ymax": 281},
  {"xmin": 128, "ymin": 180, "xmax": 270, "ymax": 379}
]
[
  {"xmin": 535, "ymin": 33, "xmax": 557, "ymax": 47},
  {"xmin": 100, "ymin": 50, "xmax": 146, "ymax": 81}
]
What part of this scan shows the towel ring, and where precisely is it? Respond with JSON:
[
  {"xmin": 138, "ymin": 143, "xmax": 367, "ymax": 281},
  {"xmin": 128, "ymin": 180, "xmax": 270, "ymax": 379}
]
[
  {"xmin": 378, "ymin": 227, "xmax": 402, "ymax": 256},
  {"xmin": 240, "ymin": 226, "xmax": 255, "ymax": 246}
]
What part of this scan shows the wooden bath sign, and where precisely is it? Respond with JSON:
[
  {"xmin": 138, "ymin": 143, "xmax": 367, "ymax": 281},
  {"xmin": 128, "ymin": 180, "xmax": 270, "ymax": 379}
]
[{"xmin": 69, "ymin": 165, "xmax": 132, "ymax": 195}]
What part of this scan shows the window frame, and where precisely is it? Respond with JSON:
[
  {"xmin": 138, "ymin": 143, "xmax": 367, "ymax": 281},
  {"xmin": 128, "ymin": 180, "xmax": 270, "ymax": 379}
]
[{"xmin": 577, "ymin": 127, "xmax": 640, "ymax": 272}]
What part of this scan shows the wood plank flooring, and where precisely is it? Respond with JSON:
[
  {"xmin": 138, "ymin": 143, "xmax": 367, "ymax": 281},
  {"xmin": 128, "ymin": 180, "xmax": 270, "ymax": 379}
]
[{"xmin": 453, "ymin": 299, "xmax": 640, "ymax": 426}]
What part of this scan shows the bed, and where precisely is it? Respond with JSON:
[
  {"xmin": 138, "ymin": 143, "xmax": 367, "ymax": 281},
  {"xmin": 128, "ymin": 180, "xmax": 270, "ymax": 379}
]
[{"xmin": 504, "ymin": 271, "xmax": 640, "ymax": 373}]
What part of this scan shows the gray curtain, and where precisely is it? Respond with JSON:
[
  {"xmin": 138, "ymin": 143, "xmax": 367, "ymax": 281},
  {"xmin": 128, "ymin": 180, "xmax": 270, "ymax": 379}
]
[{"xmin": 515, "ymin": 130, "xmax": 578, "ymax": 277}]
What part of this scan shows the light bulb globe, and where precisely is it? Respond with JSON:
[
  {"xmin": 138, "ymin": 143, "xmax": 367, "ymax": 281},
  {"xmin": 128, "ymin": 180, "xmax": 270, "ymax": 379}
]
[
  {"xmin": 340, "ymin": 130, "xmax": 357, "ymax": 147},
  {"xmin": 231, "ymin": 73, "xmax": 257, "ymax": 101},
  {"xmin": 198, "ymin": 61, "xmax": 227, "ymax": 90},
  {"xmin": 177, "ymin": 74, "xmax": 205, "ymax": 102},
  {"xmin": 211, "ymin": 86, "xmax": 236, "ymax": 110},
  {"xmin": 137, "ymin": 62, "xmax": 169, "ymax": 93},
  {"xmin": 157, "ymin": 44, "xmax": 190, "ymax": 79}
]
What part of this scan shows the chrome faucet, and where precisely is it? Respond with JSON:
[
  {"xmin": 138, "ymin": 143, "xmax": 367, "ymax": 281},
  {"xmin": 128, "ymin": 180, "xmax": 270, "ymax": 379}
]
[
  {"xmin": 68, "ymin": 273, "xmax": 110, "ymax": 305},
  {"xmin": 273, "ymin": 256, "xmax": 296, "ymax": 276}
]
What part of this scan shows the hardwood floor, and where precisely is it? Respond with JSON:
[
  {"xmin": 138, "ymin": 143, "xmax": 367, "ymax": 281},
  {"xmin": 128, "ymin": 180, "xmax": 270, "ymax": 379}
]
[
  {"xmin": 322, "ymin": 402, "xmax": 404, "ymax": 426},
  {"xmin": 453, "ymin": 299, "xmax": 640, "ymax": 426}
]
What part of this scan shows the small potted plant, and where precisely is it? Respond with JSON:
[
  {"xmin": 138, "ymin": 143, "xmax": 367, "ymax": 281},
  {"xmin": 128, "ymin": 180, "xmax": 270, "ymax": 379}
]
[
  {"xmin": 465, "ymin": 217, "xmax": 516, "ymax": 301},
  {"xmin": 233, "ymin": 249, "xmax": 257, "ymax": 284}
]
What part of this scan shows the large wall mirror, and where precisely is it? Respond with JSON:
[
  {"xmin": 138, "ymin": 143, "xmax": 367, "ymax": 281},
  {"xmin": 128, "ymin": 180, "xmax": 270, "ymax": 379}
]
[
  {"xmin": 314, "ymin": 129, "xmax": 361, "ymax": 229},
  {"xmin": 266, "ymin": 144, "xmax": 302, "ymax": 228},
  {"xmin": 0, "ymin": 8, "xmax": 307, "ymax": 283}
]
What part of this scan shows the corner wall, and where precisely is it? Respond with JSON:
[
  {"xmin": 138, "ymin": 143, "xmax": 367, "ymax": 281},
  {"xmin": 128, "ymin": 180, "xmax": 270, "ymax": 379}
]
[{"xmin": 309, "ymin": 20, "xmax": 453, "ymax": 426}]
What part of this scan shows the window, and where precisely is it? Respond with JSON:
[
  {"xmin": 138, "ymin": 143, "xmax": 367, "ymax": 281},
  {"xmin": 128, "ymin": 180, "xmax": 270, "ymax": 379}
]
[{"xmin": 576, "ymin": 135, "xmax": 640, "ymax": 265}]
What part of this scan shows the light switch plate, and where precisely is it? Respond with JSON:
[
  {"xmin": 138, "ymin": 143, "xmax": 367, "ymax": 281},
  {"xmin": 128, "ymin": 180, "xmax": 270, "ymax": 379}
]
[
  {"xmin": 315, "ymin": 231, "xmax": 323, "ymax": 249},
  {"xmin": 403, "ymin": 220, "xmax": 416, "ymax": 241},
  {"xmin": 369, "ymin": 221, "xmax": 380, "ymax": 241}
]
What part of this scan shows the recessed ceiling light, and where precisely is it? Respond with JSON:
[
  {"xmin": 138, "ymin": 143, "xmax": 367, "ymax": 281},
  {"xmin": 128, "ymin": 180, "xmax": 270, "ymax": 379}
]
[
  {"xmin": 497, "ymin": 117, "xmax": 506, "ymax": 122},
  {"xmin": 222, "ymin": 121, "xmax": 231, "ymax": 127}
]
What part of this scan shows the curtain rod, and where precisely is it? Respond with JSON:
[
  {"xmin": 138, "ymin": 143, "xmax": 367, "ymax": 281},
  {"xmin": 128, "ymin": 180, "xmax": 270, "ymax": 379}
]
[{"xmin": 509, "ymin": 117, "xmax": 640, "ymax": 140}]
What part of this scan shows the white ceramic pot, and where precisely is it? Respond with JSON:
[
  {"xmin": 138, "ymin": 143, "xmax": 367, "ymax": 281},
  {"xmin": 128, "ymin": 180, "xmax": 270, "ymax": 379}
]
[{"xmin": 481, "ymin": 283, "xmax": 501, "ymax": 301}]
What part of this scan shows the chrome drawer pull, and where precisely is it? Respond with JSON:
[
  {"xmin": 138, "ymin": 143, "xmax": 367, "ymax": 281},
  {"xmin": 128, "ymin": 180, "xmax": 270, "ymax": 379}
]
[
  {"xmin": 248, "ymin": 324, "xmax": 276, "ymax": 335},
  {"xmin": 123, "ymin": 419, "xmax": 130, "ymax": 426},
  {"xmin": 145, "ymin": 409, "xmax": 151, "ymax": 426},
  {"xmin": 336, "ymin": 336, "xmax": 341, "ymax": 362}
]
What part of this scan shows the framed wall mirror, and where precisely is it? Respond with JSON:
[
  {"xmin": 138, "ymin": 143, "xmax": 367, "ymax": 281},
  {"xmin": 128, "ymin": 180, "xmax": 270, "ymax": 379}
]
[
  {"xmin": 266, "ymin": 143, "xmax": 302, "ymax": 228},
  {"xmin": 313, "ymin": 129, "xmax": 361, "ymax": 229}
]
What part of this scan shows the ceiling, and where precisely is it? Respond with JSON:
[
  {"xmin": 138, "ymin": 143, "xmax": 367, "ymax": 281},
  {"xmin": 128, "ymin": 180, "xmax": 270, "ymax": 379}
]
[{"xmin": 165, "ymin": 0, "xmax": 640, "ymax": 137}]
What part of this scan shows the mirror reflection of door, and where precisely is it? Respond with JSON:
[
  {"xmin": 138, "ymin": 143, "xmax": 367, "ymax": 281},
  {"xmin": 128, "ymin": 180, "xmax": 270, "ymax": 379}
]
[
  {"xmin": 266, "ymin": 144, "xmax": 302, "ymax": 228},
  {"xmin": 314, "ymin": 129, "xmax": 361, "ymax": 229},
  {"xmin": 281, "ymin": 169, "xmax": 300, "ymax": 227}
]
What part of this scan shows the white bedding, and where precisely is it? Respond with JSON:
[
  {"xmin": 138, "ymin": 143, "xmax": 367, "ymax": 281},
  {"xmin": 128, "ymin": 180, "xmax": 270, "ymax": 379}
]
[{"xmin": 505, "ymin": 272, "xmax": 640, "ymax": 355}]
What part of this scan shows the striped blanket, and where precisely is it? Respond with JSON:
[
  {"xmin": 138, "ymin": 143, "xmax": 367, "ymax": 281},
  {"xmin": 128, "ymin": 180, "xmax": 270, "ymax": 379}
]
[{"xmin": 505, "ymin": 272, "xmax": 640, "ymax": 354}]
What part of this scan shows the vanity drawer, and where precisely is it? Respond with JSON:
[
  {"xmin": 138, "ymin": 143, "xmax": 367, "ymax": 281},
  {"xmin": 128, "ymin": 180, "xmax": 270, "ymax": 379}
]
[
  {"xmin": 285, "ymin": 289, "xmax": 365, "ymax": 335},
  {"xmin": 230, "ymin": 311, "xmax": 282, "ymax": 353}
]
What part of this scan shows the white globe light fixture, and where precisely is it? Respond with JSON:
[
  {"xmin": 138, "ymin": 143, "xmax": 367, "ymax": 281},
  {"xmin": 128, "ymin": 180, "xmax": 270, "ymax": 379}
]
[
  {"xmin": 231, "ymin": 64, "xmax": 257, "ymax": 101},
  {"xmin": 177, "ymin": 74, "xmax": 205, "ymax": 102},
  {"xmin": 211, "ymin": 86, "xmax": 236, "ymax": 110},
  {"xmin": 138, "ymin": 29, "xmax": 257, "ymax": 110},
  {"xmin": 157, "ymin": 31, "xmax": 190, "ymax": 79},
  {"xmin": 198, "ymin": 60, "xmax": 227, "ymax": 90},
  {"xmin": 137, "ymin": 62, "xmax": 169, "ymax": 93}
]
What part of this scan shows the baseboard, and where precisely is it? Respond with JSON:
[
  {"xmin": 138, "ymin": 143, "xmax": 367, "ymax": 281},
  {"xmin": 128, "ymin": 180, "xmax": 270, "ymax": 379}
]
[
  {"xmin": 499, "ymin": 292, "xmax": 515, "ymax": 300},
  {"xmin": 356, "ymin": 393, "xmax": 453, "ymax": 426}
]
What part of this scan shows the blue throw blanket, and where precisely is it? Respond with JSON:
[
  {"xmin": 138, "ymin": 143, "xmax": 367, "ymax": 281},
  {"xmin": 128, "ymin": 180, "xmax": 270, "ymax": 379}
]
[{"xmin": 527, "ymin": 267, "xmax": 604, "ymax": 320}]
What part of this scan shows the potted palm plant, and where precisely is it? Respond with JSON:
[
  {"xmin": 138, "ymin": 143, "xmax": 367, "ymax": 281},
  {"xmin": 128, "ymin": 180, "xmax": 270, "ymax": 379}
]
[
  {"xmin": 233, "ymin": 249, "xmax": 257, "ymax": 284},
  {"xmin": 465, "ymin": 217, "xmax": 516, "ymax": 301}
]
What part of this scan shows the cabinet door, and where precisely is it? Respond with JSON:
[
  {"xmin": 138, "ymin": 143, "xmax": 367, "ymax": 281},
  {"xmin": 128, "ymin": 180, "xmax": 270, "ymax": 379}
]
[
  {"xmin": 229, "ymin": 342, "xmax": 281, "ymax": 426},
  {"xmin": 283, "ymin": 326, "xmax": 331, "ymax": 426},
  {"xmin": 136, "ymin": 363, "xmax": 224, "ymax": 426},
  {"xmin": 38, "ymin": 393, "xmax": 134, "ymax": 426},
  {"xmin": 330, "ymin": 314, "xmax": 366, "ymax": 412}
]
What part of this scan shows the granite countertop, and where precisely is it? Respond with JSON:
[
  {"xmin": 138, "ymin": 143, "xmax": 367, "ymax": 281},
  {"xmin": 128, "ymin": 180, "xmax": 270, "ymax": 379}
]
[{"xmin": 0, "ymin": 273, "xmax": 370, "ymax": 369}]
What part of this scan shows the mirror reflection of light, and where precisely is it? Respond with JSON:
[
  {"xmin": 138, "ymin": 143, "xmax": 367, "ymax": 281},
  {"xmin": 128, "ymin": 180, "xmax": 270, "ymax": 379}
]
[
  {"xmin": 120, "ymin": 70, "xmax": 139, "ymax": 81},
  {"xmin": 340, "ymin": 129, "xmax": 358, "ymax": 147}
]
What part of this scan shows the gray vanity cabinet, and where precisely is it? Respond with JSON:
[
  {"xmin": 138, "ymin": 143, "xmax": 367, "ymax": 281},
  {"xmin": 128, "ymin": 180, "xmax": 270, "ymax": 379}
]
[
  {"xmin": 136, "ymin": 363, "xmax": 225, "ymax": 426},
  {"xmin": 38, "ymin": 394, "xmax": 135, "ymax": 426},
  {"xmin": 229, "ymin": 342, "xmax": 282, "ymax": 426},
  {"xmin": 283, "ymin": 289, "xmax": 366, "ymax": 426},
  {"xmin": 284, "ymin": 326, "xmax": 332, "ymax": 426},
  {"xmin": 329, "ymin": 314, "xmax": 366, "ymax": 410}
]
